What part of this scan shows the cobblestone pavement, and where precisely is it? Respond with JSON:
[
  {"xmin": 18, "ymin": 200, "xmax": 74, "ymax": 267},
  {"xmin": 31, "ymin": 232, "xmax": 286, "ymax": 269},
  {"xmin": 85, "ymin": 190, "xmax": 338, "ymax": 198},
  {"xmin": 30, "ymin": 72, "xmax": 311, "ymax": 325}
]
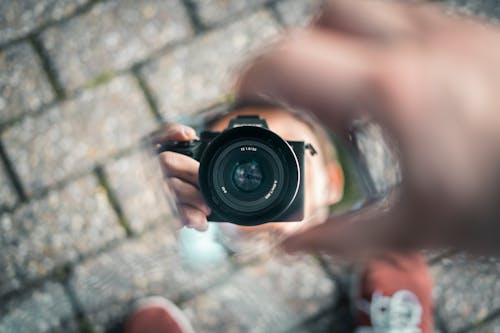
[{"xmin": 1, "ymin": 1, "xmax": 500, "ymax": 332}]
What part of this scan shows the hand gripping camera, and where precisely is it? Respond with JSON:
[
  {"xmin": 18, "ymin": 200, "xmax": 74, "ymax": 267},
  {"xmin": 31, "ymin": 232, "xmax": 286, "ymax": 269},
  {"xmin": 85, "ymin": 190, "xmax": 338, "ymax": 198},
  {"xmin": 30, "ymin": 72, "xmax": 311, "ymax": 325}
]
[{"xmin": 157, "ymin": 115, "xmax": 317, "ymax": 226}]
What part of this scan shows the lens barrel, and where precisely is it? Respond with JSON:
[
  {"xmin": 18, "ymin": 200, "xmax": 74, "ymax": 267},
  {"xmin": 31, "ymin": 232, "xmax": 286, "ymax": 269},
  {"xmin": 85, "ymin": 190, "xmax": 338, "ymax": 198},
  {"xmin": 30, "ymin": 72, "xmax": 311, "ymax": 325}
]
[{"xmin": 198, "ymin": 126, "xmax": 300, "ymax": 225}]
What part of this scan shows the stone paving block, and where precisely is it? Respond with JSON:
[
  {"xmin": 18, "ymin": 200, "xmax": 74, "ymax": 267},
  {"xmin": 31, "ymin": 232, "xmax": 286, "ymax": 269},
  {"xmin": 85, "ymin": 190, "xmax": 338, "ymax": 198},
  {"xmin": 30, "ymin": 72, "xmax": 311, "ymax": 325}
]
[
  {"xmin": 142, "ymin": 10, "xmax": 280, "ymax": 120},
  {"xmin": 0, "ymin": 282, "xmax": 76, "ymax": 333},
  {"xmin": 3, "ymin": 75, "xmax": 156, "ymax": 195},
  {"xmin": 193, "ymin": 0, "xmax": 268, "ymax": 27},
  {"xmin": 0, "ymin": 215, "xmax": 21, "ymax": 296},
  {"xmin": 106, "ymin": 149, "xmax": 172, "ymax": 234},
  {"xmin": 41, "ymin": 0, "xmax": 193, "ymax": 92},
  {"xmin": 431, "ymin": 255, "xmax": 500, "ymax": 332},
  {"xmin": 70, "ymin": 226, "xmax": 233, "ymax": 332},
  {"xmin": 182, "ymin": 254, "xmax": 336, "ymax": 333},
  {"xmin": 0, "ymin": 165, "xmax": 17, "ymax": 209},
  {"xmin": 0, "ymin": 42, "xmax": 54, "ymax": 123},
  {"xmin": 0, "ymin": 176, "xmax": 124, "ymax": 293},
  {"xmin": 0, "ymin": 0, "xmax": 89, "ymax": 45},
  {"xmin": 274, "ymin": 0, "xmax": 321, "ymax": 27}
]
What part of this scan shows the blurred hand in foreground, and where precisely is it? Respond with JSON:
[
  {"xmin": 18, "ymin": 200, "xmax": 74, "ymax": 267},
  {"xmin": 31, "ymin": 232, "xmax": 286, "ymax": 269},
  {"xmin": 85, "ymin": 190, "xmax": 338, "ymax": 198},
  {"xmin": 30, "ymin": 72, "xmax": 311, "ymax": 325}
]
[{"xmin": 236, "ymin": 0, "xmax": 500, "ymax": 256}]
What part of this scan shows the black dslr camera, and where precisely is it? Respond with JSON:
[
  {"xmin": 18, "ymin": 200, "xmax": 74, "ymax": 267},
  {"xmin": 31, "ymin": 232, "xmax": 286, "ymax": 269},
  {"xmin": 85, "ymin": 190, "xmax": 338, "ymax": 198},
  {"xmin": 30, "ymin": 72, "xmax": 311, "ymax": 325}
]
[{"xmin": 157, "ymin": 115, "xmax": 316, "ymax": 226}]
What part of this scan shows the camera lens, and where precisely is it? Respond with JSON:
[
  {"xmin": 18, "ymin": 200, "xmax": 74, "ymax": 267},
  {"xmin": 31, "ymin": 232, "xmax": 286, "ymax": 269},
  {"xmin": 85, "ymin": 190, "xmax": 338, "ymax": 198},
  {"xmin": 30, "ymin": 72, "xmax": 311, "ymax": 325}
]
[
  {"xmin": 198, "ymin": 126, "xmax": 300, "ymax": 225},
  {"xmin": 232, "ymin": 160, "xmax": 263, "ymax": 192}
]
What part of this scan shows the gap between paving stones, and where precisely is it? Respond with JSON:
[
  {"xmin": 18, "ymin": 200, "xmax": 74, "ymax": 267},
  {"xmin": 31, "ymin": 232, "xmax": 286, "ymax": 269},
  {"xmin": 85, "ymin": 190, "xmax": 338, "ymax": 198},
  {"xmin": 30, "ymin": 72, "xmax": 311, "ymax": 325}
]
[
  {"xmin": 1, "ymin": 0, "xmax": 199, "ymax": 129},
  {"xmin": 435, "ymin": 312, "xmax": 451, "ymax": 333},
  {"xmin": 0, "ymin": 262, "xmax": 72, "ymax": 306},
  {"xmin": 458, "ymin": 307, "xmax": 500, "ymax": 333},
  {"xmin": 0, "ymin": 140, "xmax": 27, "ymax": 205},
  {"xmin": 179, "ymin": 0, "xmax": 207, "ymax": 33},
  {"xmin": 0, "ymin": 0, "xmax": 106, "ymax": 50},
  {"xmin": 131, "ymin": 68, "xmax": 163, "ymax": 124},
  {"xmin": 0, "ymin": 35, "xmax": 213, "ymax": 132},
  {"xmin": 0, "ymin": 219, "xmax": 172, "ymax": 309},
  {"xmin": 40, "ymin": 0, "xmax": 195, "ymax": 93},
  {"xmin": 0, "ymin": 143, "xmax": 138, "ymax": 214},
  {"xmin": 42, "ymin": 4, "xmax": 277, "ymax": 97},
  {"xmin": 62, "ymin": 276, "xmax": 99, "ymax": 333},
  {"xmin": 0, "ymin": 40, "xmax": 56, "ymax": 128},
  {"xmin": 29, "ymin": 34, "xmax": 66, "ymax": 100},
  {"xmin": 0, "ymin": 9, "xmax": 283, "ymax": 209},
  {"xmin": 94, "ymin": 166, "xmax": 133, "ymax": 237},
  {"xmin": 61, "ymin": 267, "xmax": 95, "ymax": 333},
  {"xmin": 267, "ymin": 1, "xmax": 287, "ymax": 26},
  {"xmin": 3, "ymin": 73, "xmax": 158, "ymax": 194},
  {"xmin": 0, "ymin": 280, "xmax": 77, "ymax": 333},
  {"xmin": 192, "ymin": 0, "xmax": 285, "ymax": 31},
  {"xmin": 0, "ymin": 3, "xmax": 285, "ymax": 132},
  {"xmin": 68, "ymin": 225, "xmax": 237, "ymax": 330},
  {"xmin": 142, "ymin": 10, "xmax": 281, "ymax": 119},
  {"xmin": 42, "ymin": 0, "xmax": 291, "ymax": 101},
  {"xmin": 0, "ymin": 165, "xmax": 172, "ymax": 300}
]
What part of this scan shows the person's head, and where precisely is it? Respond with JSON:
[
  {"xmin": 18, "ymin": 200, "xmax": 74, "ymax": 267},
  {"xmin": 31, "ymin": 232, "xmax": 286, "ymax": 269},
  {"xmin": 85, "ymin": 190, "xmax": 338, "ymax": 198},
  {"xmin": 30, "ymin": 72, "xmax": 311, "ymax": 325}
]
[{"xmin": 208, "ymin": 106, "xmax": 344, "ymax": 233}]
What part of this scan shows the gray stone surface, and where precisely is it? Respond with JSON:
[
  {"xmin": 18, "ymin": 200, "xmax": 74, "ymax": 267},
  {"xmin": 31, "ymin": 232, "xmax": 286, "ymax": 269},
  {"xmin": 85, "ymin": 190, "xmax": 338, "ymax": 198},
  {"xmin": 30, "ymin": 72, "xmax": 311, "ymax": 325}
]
[
  {"xmin": 142, "ymin": 10, "xmax": 280, "ymax": 120},
  {"xmin": 3, "ymin": 75, "xmax": 156, "ymax": 195},
  {"xmin": 0, "ymin": 215, "xmax": 21, "ymax": 296},
  {"xmin": 182, "ymin": 254, "xmax": 336, "ymax": 333},
  {"xmin": 274, "ymin": 0, "xmax": 321, "ymax": 27},
  {"xmin": 193, "ymin": 0, "xmax": 268, "ymax": 27},
  {"xmin": 0, "ymin": 0, "xmax": 89, "ymax": 45},
  {"xmin": 0, "ymin": 282, "xmax": 76, "ymax": 333},
  {"xmin": 477, "ymin": 316, "xmax": 500, "ymax": 333},
  {"xmin": 354, "ymin": 122, "xmax": 401, "ymax": 195},
  {"xmin": 286, "ymin": 303, "xmax": 353, "ymax": 333},
  {"xmin": 70, "ymin": 225, "xmax": 233, "ymax": 332},
  {"xmin": 41, "ymin": 0, "xmax": 193, "ymax": 92},
  {"xmin": 432, "ymin": 255, "xmax": 500, "ymax": 332},
  {"xmin": 439, "ymin": 0, "xmax": 500, "ymax": 20},
  {"xmin": 0, "ymin": 165, "xmax": 17, "ymax": 209},
  {"xmin": 0, "ymin": 42, "xmax": 54, "ymax": 123},
  {"xmin": 0, "ymin": 176, "xmax": 124, "ymax": 293},
  {"xmin": 106, "ymin": 150, "xmax": 172, "ymax": 234},
  {"xmin": 1, "ymin": 0, "xmax": 500, "ymax": 331}
]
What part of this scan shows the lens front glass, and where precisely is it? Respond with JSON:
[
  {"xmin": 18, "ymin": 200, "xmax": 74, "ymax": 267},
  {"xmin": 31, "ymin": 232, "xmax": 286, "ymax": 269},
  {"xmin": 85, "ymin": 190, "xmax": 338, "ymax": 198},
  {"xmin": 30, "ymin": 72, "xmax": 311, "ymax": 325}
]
[
  {"xmin": 211, "ymin": 139, "xmax": 286, "ymax": 215},
  {"xmin": 232, "ymin": 160, "xmax": 264, "ymax": 192}
]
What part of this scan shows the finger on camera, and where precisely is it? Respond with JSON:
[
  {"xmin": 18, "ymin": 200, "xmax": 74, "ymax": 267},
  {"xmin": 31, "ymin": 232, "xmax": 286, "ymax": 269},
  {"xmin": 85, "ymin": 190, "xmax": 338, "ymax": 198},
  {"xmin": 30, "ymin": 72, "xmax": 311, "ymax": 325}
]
[
  {"xmin": 167, "ymin": 177, "xmax": 211, "ymax": 216},
  {"xmin": 155, "ymin": 123, "xmax": 198, "ymax": 142},
  {"xmin": 159, "ymin": 151, "xmax": 200, "ymax": 187},
  {"xmin": 179, "ymin": 204, "xmax": 209, "ymax": 231}
]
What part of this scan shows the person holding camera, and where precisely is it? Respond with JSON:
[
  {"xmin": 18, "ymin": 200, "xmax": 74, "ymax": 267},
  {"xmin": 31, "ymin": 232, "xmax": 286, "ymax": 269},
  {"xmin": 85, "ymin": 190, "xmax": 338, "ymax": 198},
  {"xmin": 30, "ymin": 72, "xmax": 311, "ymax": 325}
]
[{"xmin": 123, "ymin": 0, "xmax": 500, "ymax": 332}]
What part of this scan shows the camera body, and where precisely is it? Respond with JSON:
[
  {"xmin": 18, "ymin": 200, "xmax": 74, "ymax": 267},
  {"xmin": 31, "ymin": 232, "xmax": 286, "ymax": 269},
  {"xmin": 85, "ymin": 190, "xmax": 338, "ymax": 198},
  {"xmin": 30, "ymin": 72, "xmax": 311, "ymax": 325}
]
[{"xmin": 157, "ymin": 115, "xmax": 305, "ymax": 226}]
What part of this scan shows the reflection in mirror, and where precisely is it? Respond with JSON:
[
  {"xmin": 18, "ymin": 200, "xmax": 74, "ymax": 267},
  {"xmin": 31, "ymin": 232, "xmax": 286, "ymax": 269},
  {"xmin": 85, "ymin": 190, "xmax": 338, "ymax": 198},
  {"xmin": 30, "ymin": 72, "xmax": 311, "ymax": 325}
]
[{"xmin": 143, "ymin": 103, "xmax": 400, "ymax": 264}]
